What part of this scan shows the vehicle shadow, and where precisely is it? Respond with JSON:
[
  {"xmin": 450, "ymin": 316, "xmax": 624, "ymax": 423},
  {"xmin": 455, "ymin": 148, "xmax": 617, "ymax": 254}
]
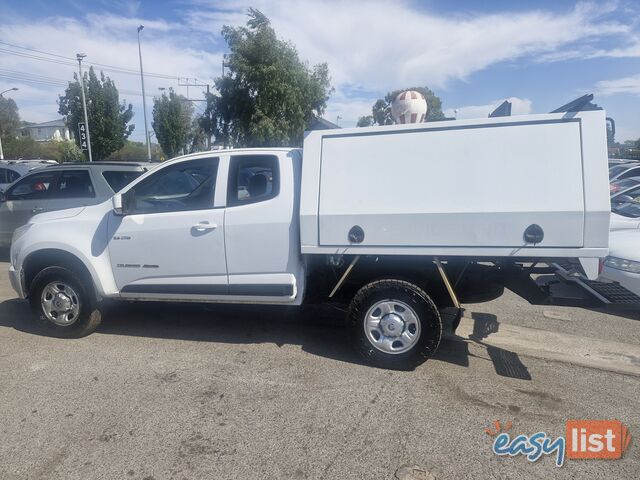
[
  {"xmin": 440, "ymin": 310, "xmax": 532, "ymax": 381},
  {"xmin": 0, "ymin": 298, "xmax": 530, "ymax": 377}
]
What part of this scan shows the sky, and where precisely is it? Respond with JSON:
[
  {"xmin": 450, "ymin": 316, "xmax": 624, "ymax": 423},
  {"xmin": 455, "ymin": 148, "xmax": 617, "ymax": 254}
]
[{"xmin": 1, "ymin": 0, "xmax": 640, "ymax": 143}]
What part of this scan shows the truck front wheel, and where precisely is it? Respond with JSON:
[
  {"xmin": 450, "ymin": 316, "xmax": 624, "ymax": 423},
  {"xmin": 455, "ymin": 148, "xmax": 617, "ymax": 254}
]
[
  {"xmin": 29, "ymin": 266, "xmax": 102, "ymax": 338},
  {"xmin": 347, "ymin": 279, "xmax": 442, "ymax": 370}
]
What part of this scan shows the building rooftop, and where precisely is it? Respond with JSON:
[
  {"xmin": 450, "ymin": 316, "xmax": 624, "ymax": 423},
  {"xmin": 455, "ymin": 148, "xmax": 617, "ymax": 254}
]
[{"xmin": 22, "ymin": 119, "xmax": 66, "ymax": 129}]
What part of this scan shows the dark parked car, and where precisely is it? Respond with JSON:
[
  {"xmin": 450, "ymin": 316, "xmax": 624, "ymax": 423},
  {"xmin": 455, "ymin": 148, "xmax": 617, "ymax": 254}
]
[
  {"xmin": 609, "ymin": 163, "xmax": 640, "ymax": 182},
  {"xmin": 0, "ymin": 162, "xmax": 154, "ymax": 247},
  {"xmin": 610, "ymin": 176, "xmax": 640, "ymax": 204}
]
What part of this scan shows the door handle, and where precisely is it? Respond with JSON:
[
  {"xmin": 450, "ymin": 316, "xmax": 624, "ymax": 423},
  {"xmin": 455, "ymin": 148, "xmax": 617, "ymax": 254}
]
[
  {"xmin": 32, "ymin": 207, "xmax": 44, "ymax": 213},
  {"xmin": 192, "ymin": 222, "xmax": 217, "ymax": 231}
]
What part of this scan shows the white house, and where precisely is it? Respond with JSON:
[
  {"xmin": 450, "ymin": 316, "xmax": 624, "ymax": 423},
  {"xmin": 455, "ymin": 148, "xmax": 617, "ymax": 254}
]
[{"xmin": 21, "ymin": 119, "xmax": 70, "ymax": 142}]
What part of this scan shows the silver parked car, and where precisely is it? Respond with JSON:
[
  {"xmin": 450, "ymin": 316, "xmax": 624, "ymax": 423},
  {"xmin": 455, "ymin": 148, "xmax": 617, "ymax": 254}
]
[
  {"xmin": 0, "ymin": 161, "xmax": 154, "ymax": 247},
  {"xmin": 0, "ymin": 160, "xmax": 57, "ymax": 192}
]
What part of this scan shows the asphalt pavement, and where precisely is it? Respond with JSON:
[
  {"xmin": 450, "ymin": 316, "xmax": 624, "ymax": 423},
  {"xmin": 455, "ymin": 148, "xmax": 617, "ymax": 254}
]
[{"xmin": 0, "ymin": 261, "xmax": 639, "ymax": 480}]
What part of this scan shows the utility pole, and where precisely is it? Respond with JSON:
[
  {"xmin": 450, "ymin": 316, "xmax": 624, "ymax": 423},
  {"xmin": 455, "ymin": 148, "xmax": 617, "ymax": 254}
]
[
  {"xmin": 222, "ymin": 54, "xmax": 230, "ymax": 76},
  {"xmin": 137, "ymin": 25, "xmax": 151, "ymax": 160},
  {"xmin": 76, "ymin": 54, "xmax": 93, "ymax": 162},
  {"xmin": 0, "ymin": 87, "xmax": 18, "ymax": 160},
  {"xmin": 178, "ymin": 79, "xmax": 212, "ymax": 150},
  {"xmin": 206, "ymin": 84, "xmax": 211, "ymax": 150}
]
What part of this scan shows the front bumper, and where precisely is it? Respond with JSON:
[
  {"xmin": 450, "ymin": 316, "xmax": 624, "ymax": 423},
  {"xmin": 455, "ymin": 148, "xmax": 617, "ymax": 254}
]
[
  {"xmin": 8, "ymin": 264, "xmax": 25, "ymax": 299},
  {"xmin": 600, "ymin": 265, "xmax": 640, "ymax": 298}
]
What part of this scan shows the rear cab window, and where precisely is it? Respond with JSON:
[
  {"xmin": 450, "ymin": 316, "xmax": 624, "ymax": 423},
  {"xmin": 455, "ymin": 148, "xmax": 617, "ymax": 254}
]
[{"xmin": 227, "ymin": 155, "xmax": 279, "ymax": 206}]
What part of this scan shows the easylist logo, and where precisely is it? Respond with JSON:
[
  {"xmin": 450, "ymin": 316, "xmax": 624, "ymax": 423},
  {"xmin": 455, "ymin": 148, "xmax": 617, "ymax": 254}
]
[
  {"xmin": 566, "ymin": 420, "xmax": 631, "ymax": 460},
  {"xmin": 487, "ymin": 419, "xmax": 632, "ymax": 466}
]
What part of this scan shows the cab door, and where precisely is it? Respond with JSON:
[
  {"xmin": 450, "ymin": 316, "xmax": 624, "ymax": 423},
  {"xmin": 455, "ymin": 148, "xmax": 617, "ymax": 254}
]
[
  {"xmin": 223, "ymin": 152, "xmax": 302, "ymax": 302},
  {"xmin": 108, "ymin": 157, "xmax": 228, "ymax": 298}
]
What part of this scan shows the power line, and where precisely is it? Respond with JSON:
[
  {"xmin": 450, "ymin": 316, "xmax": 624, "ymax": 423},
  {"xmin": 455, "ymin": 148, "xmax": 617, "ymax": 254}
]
[
  {"xmin": 0, "ymin": 70, "xmax": 147, "ymax": 98},
  {"xmin": 0, "ymin": 48, "xmax": 76, "ymax": 67},
  {"xmin": 0, "ymin": 73, "xmax": 67, "ymax": 88},
  {"xmin": 0, "ymin": 40, "xmax": 72, "ymax": 60},
  {"xmin": 0, "ymin": 40, "xmax": 179, "ymax": 80}
]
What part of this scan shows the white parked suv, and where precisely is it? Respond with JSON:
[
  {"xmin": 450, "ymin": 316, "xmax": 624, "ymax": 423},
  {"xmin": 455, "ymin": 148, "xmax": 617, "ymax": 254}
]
[{"xmin": 599, "ymin": 230, "xmax": 640, "ymax": 297}]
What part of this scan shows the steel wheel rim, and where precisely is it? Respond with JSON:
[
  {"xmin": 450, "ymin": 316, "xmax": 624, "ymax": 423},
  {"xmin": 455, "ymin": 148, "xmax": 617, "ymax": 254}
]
[
  {"xmin": 363, "ymin": 299, "xmax": 421, "ymax": 354},
  {"xmin": 41, "ymin": 281, "xmax": 81, "ymax": 326}
]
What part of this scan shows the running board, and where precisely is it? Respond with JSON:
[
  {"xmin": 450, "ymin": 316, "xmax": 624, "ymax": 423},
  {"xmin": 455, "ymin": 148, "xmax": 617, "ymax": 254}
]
[{"xmin": 552, "ymin": 263, "xmax": 640, "ymax": 305}]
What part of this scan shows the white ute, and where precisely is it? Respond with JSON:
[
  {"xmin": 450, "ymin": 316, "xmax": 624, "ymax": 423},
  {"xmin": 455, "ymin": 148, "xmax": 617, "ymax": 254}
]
[{"xmin": 8, "ymin": 109, "xmax": 610, "ymax": 370}]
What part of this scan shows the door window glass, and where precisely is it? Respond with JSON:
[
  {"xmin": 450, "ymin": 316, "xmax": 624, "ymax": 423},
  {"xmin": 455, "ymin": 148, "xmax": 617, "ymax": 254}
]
[
  {"xmin": 126, "ymin": 158, "xmax": 218, "ymax": 214},
  {"xmin": 7, "ymin": 172, "xmax": 58, "ymax": 200},
  {"xmin": 228, "ymin": 155, "xmax": 279, "ymax": 206},
  {"xmin": 102, "ymin": 170, "xmax": 144, "ymax": 192},
  {"xmin": 51, "ymin": 170, "xmax": 95, "ymax": 198}
]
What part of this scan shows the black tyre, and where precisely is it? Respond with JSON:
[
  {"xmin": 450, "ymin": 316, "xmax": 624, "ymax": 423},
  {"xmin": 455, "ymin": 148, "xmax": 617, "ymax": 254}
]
[
  {"xmin": 347, "ymin": 279, "xmax": 442, "ymax": 370},
  {"xmin": 29, "ymin": 266, "xmax": 102, "ymax": 338}
]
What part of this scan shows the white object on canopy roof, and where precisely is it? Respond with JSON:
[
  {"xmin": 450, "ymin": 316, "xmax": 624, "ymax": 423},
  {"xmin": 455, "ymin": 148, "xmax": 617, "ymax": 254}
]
[{"xmin": 391, "ymin": 90, "xmax": 428, "ymax": 124}]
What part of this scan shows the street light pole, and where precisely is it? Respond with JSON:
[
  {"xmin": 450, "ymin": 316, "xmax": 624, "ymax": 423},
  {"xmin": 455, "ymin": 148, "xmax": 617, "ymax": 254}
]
[
  {"xmin": 0, "ymin": 87, "xmax": 19, "ymax": 160},
  {"xmin": 76, "ymin": 53, "xmax": 93, "ymax": 162},
  {"xmin": 137, "ymin": 25, "xmax": 151, "ymax": 160}
]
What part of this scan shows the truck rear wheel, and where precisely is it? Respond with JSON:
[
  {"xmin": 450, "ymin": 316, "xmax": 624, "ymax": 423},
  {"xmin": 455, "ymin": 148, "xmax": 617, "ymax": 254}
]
[
  {"xmin": 347, "ymin": 279, "xmax": 442, "ymax": 370},
  {"xmin": 29, "ymin": 266, "xmax": 102, "ymax": 338}
]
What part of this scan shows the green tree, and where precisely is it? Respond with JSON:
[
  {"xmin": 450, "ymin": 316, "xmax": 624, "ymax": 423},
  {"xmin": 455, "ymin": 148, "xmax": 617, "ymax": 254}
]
[
  {"xmin": 58, "ymin": 141, "xmax": 85, "ymax": 162},
  {"xmin": 356, "ymin": 115, "xmax": 374, "ymax": 127},
  {"xmin": 105, "ymin": 140, "xmax": 162, "ymax": 161},
  {"xmin": 1, "ymin": 137, "xmax": 84, "ymax": 162},
  {"xmin": 203, "ymin": 8, "xmax": 332, "ymax": 147},
  {"xmin": 0, "ymin": 95, "xmax": 20, "ymax": 138},
  {"xmin": 369, "ymin": 87, "xmax": 445, "ymax": 125},
  {"xmin": 606, "ymin": 120, "xmax": 615, "ymax": 147},
  {"xmin": 188, "ymin": 118, "xmax": 207, "ymax": 154},
  {"xmin": 152, "ymin": 89, "xmax": 194, "ymax": 158},
  {"xmin": 58, "ymin": 67, "xmax": 134, "ymax": 160}
]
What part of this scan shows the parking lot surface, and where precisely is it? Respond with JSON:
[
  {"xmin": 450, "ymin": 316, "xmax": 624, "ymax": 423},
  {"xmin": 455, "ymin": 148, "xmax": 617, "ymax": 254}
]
[{"xmin": 1, "ymin": 260, "xmax": 639, "ymax": 479}]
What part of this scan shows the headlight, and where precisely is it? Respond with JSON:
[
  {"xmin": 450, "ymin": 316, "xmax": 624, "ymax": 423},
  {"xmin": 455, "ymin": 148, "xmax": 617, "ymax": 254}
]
[
  {"xmin": 604, "ymin": 256, "xmax": 640, "ymax": 274},
  {"xmin": 11, "ymin": 223, "xmax": 32, "ymax": 245}
]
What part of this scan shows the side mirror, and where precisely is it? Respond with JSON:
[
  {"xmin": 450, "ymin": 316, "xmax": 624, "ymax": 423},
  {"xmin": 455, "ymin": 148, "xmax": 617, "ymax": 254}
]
[{"xmin": 112, "ymin": 193, "xmax": 124, "ymax": 215}]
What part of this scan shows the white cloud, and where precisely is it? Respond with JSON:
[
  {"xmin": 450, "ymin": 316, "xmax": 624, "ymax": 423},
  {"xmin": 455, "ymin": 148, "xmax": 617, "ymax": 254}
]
[
  {"xmin": 185, "ymin": 0, "xmax": 634, "ymax": 91},
  {"xmin": 444, "ymin": 97, "xmax": 532, "ymax": 120},
  {"xmin": 0, "ymin": 14, "xmax": 221, "ymax": 143},
  {"xmin": 1, "ymin": 1, "xmax": 639, "ymax": 143},
  {"xmin": 595, "ymin": 73, "xmax": 640, "ymax": 96},
  {"xmin": 323, "ymin": 92, "xmax": 376, "ymax": 128}
]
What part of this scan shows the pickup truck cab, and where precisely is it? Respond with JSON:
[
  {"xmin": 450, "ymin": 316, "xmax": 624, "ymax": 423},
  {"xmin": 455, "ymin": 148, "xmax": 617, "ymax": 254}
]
[
  {"xmin": 8, "ymin": 110, "xmax": 611, "ymax": 370},
  {"xmin": 10, "ymin": 148, "xmax": 441, "ymax": 369}
]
